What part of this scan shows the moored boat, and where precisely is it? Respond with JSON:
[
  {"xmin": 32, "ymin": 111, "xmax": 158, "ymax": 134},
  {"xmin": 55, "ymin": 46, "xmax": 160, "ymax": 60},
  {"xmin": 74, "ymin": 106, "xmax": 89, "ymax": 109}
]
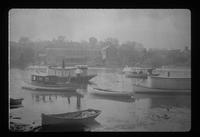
[
  {"xmin": 22, "ymin": 61, "xmax": 96, "ymax": 91},
  {"xmin": 41, "ymin": 109, "xmax": 101, "ymax": 126},
  {"xmin": 149, "ymin": 76, "xmax": 191, "ymax": 90},
  {"xmin": 91, "ymin": 88, "xmax": 134, "ymax": 98},
  {"xmin": 89, "ymin": 88, "xmax": 135, "ymax": 102},
  {"xmin": 133, "ymin": 74, "xmax": 191, "ymax": 94},
  {"xmin": 133, "ymin": 83, "xmax": 191, "ymax": 95}
]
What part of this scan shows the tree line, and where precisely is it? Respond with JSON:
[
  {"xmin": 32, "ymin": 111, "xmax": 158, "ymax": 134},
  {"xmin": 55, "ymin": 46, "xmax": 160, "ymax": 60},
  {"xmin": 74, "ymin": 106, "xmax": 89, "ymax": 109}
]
[{"xmin": 9, "ymin": 36, "xmax": 191, "ymax": 69}]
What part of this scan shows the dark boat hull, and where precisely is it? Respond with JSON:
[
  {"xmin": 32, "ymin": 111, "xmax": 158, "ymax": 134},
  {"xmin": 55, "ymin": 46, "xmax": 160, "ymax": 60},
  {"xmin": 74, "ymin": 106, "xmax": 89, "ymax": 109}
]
[
  {"xmin": 89, "ymin": 88, "xmax": 135, "ymax": 102},
  {"xmin": 41, "ymin": 109, "xmax": 101, "ymax": 126}
]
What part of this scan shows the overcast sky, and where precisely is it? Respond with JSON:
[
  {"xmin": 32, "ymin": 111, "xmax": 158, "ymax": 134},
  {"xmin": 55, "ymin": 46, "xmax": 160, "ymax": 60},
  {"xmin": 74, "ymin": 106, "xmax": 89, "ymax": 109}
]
[{"xmin": 9, "ymin": 9, "xmax": 190, "ymax": 49}]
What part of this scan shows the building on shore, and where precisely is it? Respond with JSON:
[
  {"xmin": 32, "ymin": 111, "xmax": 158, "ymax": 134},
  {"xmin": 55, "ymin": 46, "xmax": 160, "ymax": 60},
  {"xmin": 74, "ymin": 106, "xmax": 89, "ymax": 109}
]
[
  {"xmin": 101, "ymin": 45, "xmax": 120, "ymax": 67},
  {"xmin": 44, "ymin": 46, "xmax": 101, "ymax": 66}
]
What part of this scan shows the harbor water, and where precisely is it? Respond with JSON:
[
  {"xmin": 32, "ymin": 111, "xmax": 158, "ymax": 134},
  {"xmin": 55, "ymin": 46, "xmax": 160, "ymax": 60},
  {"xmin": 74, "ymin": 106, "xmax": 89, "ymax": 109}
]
[{"xmin": 9, "ymin": 68, "xmax": 191, "ymax": 132}]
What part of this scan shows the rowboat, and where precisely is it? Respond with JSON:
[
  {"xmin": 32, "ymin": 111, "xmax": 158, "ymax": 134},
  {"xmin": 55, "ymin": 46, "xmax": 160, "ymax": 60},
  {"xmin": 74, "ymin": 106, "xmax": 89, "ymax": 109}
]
[
  {"xmin": 148, "ymin": 76, "xmax": 191, "ymax": 90},
  {"xmin": 10, "ymin": 98, "xmax": 24, "ymax": 109},
  {"xmin": 133, "ymin": 84, "xmax": 190, "ymax": 95},
  {"xmin": 41, "ymin": 109, "xmax": 101, "ymax": 126},
  {"xmin": 91, "ymin": 88, "xmax": 134, "ymax": 99}
]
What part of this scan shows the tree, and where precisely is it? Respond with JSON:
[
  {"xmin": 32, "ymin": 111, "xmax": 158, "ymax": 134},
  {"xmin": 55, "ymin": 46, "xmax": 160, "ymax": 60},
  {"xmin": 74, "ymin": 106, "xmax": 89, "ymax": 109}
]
[
  {"xmin": 105, "ymin": 37, "xmax": 119, "ymax": 47},
  {"xmin": 57, "ymin": 35, "xmax": 65, "ymax": 41},
  {"xmin": 19, "ymin": 37, "xmax": 31, "ymax": 44},
  {"xmin": 89, "ymin": 37, "xmax": 98, "ymax": 46}
]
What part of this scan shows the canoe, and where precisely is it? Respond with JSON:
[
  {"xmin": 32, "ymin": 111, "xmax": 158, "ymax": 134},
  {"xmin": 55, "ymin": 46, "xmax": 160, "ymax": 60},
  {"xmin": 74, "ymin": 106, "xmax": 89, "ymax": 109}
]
[
  {"xmin": 41, "ymin": 109, "xmax": 101, "ymax": 126},
  {"xmin": 90, "ymin": 91, "xmax": 135, "ymax": 103},
  {"xmin": 133, "ymin": 84, "xmax": 191, "ymax": 95},
  {"xmin": 91, "ymin": 88, "xmax": 134, "ymax": 98}
]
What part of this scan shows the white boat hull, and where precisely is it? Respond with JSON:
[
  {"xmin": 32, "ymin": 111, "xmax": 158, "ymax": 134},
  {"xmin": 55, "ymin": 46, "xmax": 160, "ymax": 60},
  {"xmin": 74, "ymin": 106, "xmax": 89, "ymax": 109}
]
[
  {"xmin": 149, "ymin": 76, "xmax": 191, "ymax": 90},
  {"xmin": 133, "ymin": 84, "xmax": 191, "ymax": 95}
]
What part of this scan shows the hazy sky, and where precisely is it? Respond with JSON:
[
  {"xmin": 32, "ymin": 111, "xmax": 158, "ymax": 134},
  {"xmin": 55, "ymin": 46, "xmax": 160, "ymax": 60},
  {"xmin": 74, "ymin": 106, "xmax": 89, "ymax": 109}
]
[{"xmin": 9, "ymin": 9, "xmax": 190, "ymax": 49}]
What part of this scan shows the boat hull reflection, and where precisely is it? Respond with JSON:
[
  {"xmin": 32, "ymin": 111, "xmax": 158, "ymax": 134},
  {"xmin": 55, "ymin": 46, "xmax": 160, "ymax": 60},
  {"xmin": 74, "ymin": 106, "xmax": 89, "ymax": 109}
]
[{"xmin": 39, "ymin": 120, "xmax": 101, "ymax": 132}]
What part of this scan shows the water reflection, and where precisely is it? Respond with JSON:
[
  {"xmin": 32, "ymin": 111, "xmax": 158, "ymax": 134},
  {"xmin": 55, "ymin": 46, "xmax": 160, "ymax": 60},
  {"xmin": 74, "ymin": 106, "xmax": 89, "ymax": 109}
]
[
  {"xmin": 89, "ymin": 94, "xmax": 135, "ymax": 103},
  {"xmin": 134, "ymin": 94, "xmax": 191, "ymax": 109},
  {"xmin": 39, "ymin": 120, "xmax": 101, "ymax": 132},
  {"xmin": 30, "ymin": 90, "xmax": 84, "ymax": 110}
]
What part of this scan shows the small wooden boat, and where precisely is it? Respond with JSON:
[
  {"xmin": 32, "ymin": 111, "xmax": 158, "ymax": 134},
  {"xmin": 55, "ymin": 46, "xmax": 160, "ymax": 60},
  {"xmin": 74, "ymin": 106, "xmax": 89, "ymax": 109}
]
[
  {"xmin": 90, "ymin": 93, "xmax": 135, "ymax": 103},
  {"xmin": 91, "ymin": 88, "xmax": 134, "ymax": 98},
  {"xmin": 41, "ymin": 109, "xmax": 101, "ymax": 126}
]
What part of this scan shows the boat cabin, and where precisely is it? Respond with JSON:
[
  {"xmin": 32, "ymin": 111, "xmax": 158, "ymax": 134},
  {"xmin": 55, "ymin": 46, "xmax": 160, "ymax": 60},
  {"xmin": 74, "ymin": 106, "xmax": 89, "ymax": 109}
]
[{"xmin": 31, "ymin": 65, "xmax": 89, "ymax": 84}]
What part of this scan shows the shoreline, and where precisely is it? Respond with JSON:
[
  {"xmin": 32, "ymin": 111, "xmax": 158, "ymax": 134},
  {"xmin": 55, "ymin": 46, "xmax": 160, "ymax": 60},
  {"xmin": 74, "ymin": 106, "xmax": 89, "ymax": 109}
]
[{"xmin": 9, "ymin": 106, "xmax": 190, "ymax": 132}]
